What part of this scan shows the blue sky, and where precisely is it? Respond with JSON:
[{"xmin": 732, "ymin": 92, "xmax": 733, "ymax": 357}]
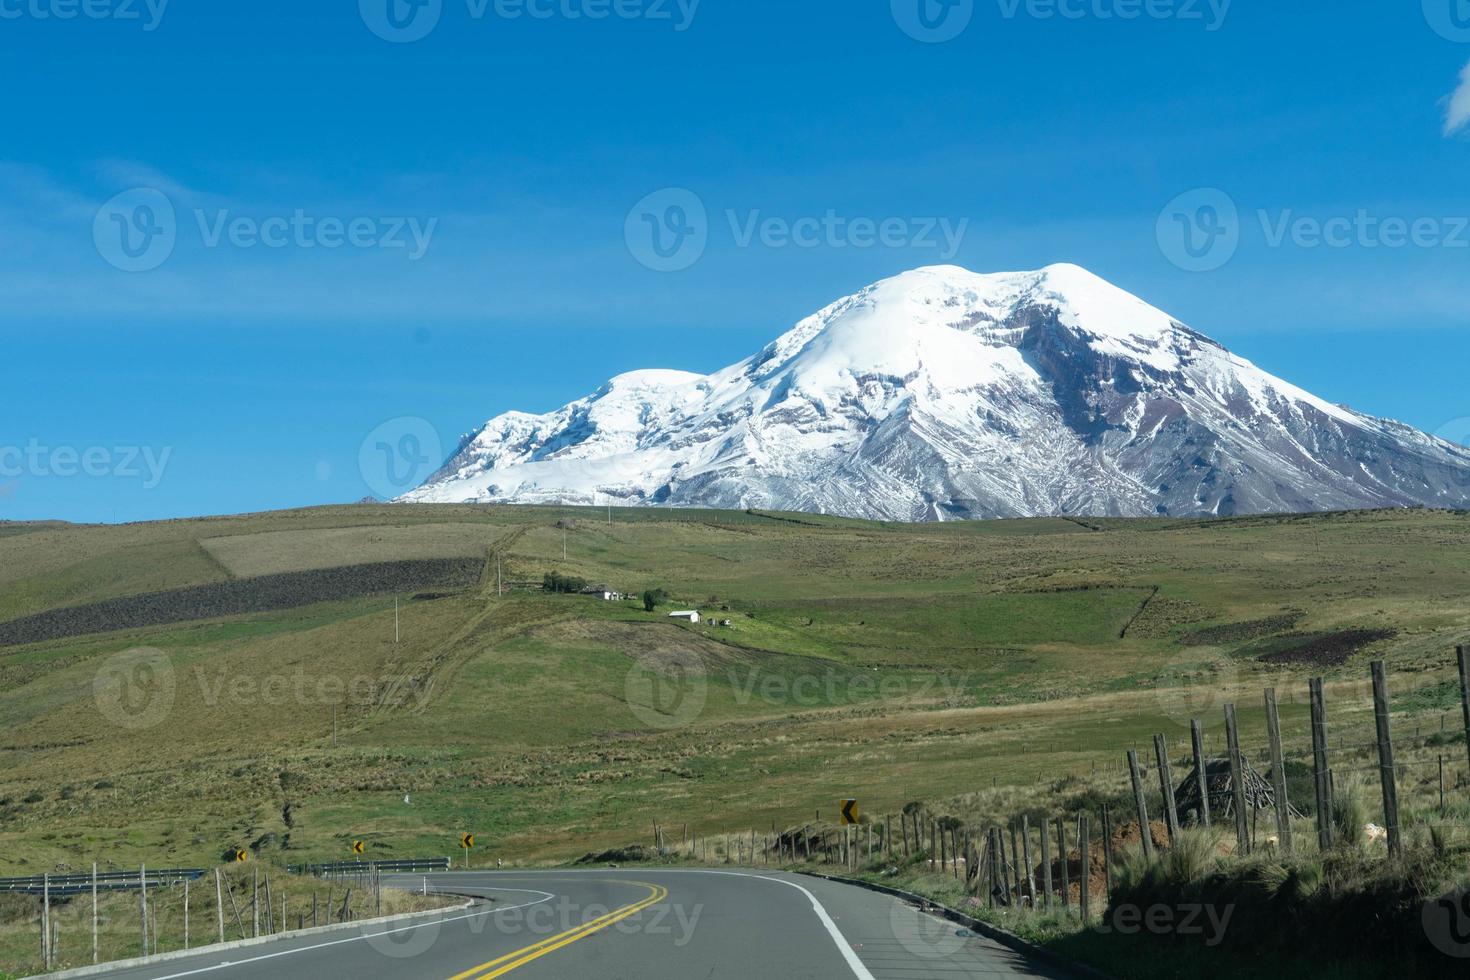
[{"xmin": 4, "ymin": 0, "xmax": 1470, "ymax": 522}]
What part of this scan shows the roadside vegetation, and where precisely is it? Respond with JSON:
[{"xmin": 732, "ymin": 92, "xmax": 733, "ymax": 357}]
[{"xmin": 0, "ymin": 863, "xmax": 458, "ymax": 978}]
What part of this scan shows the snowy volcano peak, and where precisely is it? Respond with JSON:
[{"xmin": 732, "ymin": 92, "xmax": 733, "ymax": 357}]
[
  {"xmin": 404, "ymin": 264, "xmax": 1470, "ymax": 521},
  {"xmin": 748, "ymin": 263, "xmax": 1185, "ymax": 389}
]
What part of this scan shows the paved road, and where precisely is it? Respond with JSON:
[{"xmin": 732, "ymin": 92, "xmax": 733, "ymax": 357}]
[{"xmin": 87, "ymin": 869, "xmax": 1078, "ymax": 979}]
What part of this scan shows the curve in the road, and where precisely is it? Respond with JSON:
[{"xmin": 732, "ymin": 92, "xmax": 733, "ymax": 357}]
[{"xmin": 445, "ymin": 880, "xmax": 667, "ymax": 980}]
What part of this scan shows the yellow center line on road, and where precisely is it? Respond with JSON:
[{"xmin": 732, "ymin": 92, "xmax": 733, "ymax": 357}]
[{"xmin": 446, "ymin": 881, "xmax": 668, "ymax": 980}]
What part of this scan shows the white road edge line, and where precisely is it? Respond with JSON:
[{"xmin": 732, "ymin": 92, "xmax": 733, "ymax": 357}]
[
  {"xmin": 654, "ymin": 870, "xmax": 878, "ymax": 980},
  {"xmin": 136, "ymin": 890, "xmax": 557, "ymax": 980}
]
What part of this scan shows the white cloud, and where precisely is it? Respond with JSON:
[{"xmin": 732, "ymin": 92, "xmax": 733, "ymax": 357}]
[{"xmin": 1444, "ymin": 60, "xmax": 1470, "ymax": 136}]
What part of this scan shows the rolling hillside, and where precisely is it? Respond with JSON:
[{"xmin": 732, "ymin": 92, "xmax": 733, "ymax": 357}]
[{"xmin": 1, "ymin": 504, "xmax": 1468, "ymax": 876}]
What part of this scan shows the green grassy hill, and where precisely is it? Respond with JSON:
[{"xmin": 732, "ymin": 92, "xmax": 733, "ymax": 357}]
[{"xmin": 1, "ymin": 504, "xmax": 1467, "ymax": 875}]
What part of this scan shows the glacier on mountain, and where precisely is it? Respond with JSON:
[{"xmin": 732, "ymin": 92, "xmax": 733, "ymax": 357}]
[{"xmin": 401, "ymin": 264, "xmax": 1470, "ymax": 520}]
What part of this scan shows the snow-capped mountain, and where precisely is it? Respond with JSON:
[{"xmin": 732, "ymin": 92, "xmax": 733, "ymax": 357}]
[{"xmin": 402, "ymin": 264, "xmax": 1470, "ymax": 520}]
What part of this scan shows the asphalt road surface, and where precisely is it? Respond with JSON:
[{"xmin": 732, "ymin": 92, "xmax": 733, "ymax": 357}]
[{"xmin": 87, "ymin": 869, "xmax": 1079, "ymax": 979}]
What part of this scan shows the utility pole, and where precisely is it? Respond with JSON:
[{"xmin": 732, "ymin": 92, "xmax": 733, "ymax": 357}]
[
  {"xmin": 497, "ymin": 556, "xmax": 502, "ymax": 596},
  {"xmin": 563, "ymin": 527, "xmax": 567, "ymax": 561},
  {"xmin": 394, "ymin": 598, "xmax": 400, "ymax": 644}
]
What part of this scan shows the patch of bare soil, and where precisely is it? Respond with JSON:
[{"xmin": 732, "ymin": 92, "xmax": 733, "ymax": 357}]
[
  {"xmin": 1257, "ymin": 629, "xmax": 1397, "ymax": 667},
  {"xmin": 0, "ymin": 559, "xmax": 484, "ymax": 648},
  {"xmin": 1180, "ymin": 612, "xmax": 1303, "ymax": 646}
]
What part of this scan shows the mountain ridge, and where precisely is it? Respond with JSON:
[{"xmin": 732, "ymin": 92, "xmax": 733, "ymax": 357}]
[{"xmin": 402, "ymin": 264, "xmax": 1470, "ymax": 520}]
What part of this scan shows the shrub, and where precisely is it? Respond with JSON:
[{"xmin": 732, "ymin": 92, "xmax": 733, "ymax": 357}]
[
  {"xmin": 1332, "ymin": 784, "xmax": 1367, "ymax": 848},
  {"xmin": 543, "ymin": 572, "xmax": 588, "ymax": 594}
]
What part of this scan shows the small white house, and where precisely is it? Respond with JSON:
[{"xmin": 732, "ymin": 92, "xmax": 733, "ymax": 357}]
[{"xmin": 668, "ymin": 610, "xmax": 701, "ymax": 624}]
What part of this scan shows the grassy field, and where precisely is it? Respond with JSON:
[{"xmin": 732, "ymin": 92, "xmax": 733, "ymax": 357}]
[{"xmin": 1, "ymin": 503, "xmax": 1468, "ymax": 968}]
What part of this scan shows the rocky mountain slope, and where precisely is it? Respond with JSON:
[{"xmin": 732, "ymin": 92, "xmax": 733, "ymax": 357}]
[{"xmin": 402, "ymin": 264, "xmax": 1470, "ymax": 520}]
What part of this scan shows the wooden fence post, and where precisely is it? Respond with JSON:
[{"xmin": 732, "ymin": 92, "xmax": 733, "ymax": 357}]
[
  {"xmin": 1309, "ymin": 677, "xmax": 1334, "ymax": 851},
  {"xmin": 1100, "ymin": 804, "xmax": 1114, "ymax": 903},
  {"xmin": 1224, "ymin": 704, "xmax": 1251, "ymax": 855},
  {"xmin": 1039, "ymin": 817, "xmax": 1052, "ymax": 910},
  {"xmin": 1020, "ymin": 815, "xmax": 1035, "ymax": 906},
  {"xmin": 1264, "ymin": 687, "xmax": 1293, "ymax": 853},
  {"xmin": 987, "ymin": 829, "xmax": 1000, "ymax": 907},
  {"xmin": 1371, "ymin": 660, "xmax": 1402, "ymax": 859},
  {"xmin": 1458, "ymin": 646, "xmax": 1470, "ymax": 783},
  {"xmin": 1057, "ymin": 817, "xmax": 1070, "ymax": 911},
  {"xmin": 1127, "ymin": 749, "xmax": 1153, "ymax": 859},
  {"xmin": 1190, "ymin": 719, "xmax": 1210, "ymax": 829},
  {"xmin": 1154, "ymin": 734, "xmax": 1180, "ymax": 843},
  {"xmin": 1008, "ymin": 825, "xmax": 1021, "ymax": 894},
  {"xmin": 901, "ymin": 812, "xmax": 910, "ymax": 858},
  {"xmin": 1078, "ymin": 814, "xmax": 1091, "ymax": 924}
]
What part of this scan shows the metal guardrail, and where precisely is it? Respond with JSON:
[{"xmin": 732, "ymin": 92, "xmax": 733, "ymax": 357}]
[
  {"xmin": 0, "ymin": 868, "xmax": 205, "ymax": 896},
  {"xmin": 288, "ymin": 858, "xmax": 452, "ymax": 877}
]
